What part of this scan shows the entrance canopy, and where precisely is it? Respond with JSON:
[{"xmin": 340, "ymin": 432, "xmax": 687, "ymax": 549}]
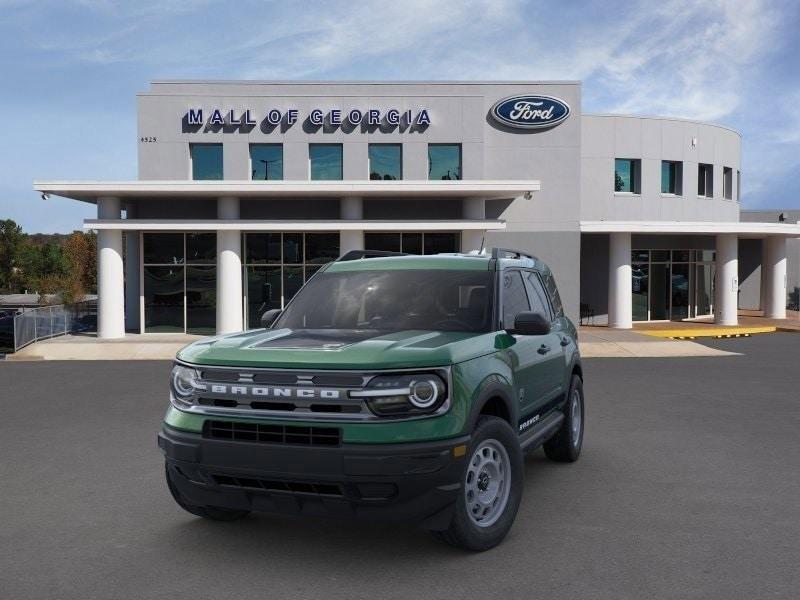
[
  {"xmin": 34, "ymin": 179, "xmax": 542, "ymax": 204},
  {"xmin": 580, "ymin": 220, "xmax": 800, "ymax": 238}
]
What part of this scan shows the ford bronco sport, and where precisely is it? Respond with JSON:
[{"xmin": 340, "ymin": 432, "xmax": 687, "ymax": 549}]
[{"xmin": 158, "ymin": 248, "xmax": 584, "ymax": 551}]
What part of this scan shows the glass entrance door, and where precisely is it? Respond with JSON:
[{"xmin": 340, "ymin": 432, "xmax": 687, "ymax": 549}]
[
  {"xmin": 670, "ymin": 263, "xmax": 691, "ymax": 320},
  {"xmin": 695, "ymin": 263, "xmax": 714, "ymax": 317},
  {"xmin": 649, "ymin": 263, "xmax": 670, "ymax": 320}
]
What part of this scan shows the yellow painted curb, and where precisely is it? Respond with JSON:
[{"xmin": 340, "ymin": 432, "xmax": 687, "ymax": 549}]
[{"xmin": 639, "ymin": 326, "xmax": 777, "ymax": 339}]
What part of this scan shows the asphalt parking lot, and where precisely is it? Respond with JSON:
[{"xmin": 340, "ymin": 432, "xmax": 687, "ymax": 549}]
[{"xmin": 1, "ymin": 333, "xmax": 799, "ymax": 599}]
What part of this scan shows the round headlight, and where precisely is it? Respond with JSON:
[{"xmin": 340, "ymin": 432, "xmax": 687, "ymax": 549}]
[
  {"xmin": 171, "ymin": 364, "xmax": 200, "ymax": 399},
  {"xmin": 409, "ymin": 379, "xmax": 440, "ymax": 408}
]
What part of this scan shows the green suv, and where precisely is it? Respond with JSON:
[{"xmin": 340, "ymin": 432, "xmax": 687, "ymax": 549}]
[{"xmin": 158, "ymin": 248, "xmax": 584, "ymax": 551}]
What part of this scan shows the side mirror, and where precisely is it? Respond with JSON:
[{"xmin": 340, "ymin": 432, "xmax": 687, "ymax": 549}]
[
  {"xmin": 509, "ymin": 311, "xmax": 551, "ymax": 336},
  {"xmin": 260, "ymin": 308, "xmax": 282, "ymax": 329}
]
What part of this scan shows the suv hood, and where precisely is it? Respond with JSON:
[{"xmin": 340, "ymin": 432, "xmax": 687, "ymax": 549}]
[{"xmin": 177, "ymin": 328, "xmax": 499, "ymax": 369}]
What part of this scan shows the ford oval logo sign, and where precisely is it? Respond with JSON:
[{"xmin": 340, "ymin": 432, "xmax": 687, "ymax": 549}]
[{"xmin": 490, "ymin": 95, "xmax": 571, "ymax": 130}]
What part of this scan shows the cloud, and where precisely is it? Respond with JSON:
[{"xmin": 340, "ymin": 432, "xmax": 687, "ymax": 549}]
[{"xmin": 2, "ymin": 0, "xmax": 798, "ymax": 225}]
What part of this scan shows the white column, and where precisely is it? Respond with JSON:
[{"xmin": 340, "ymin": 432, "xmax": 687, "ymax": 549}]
[
  {"xmin": 714, "ymin": 233, "xmax": 739, "ymax": 326},
  {"xmin": 97, "ymin": 197, "xmax": 125, "ymax": 339},
  {"xmin": 124, "ymin": 203, "xmax": 140, "ymax": 332},
  {"xmin": 216, "ymin": 197, "xmax": 243, "ymax": 335},
  {"xmin": 608, "ymin": 232, "xmax": 632, "ymax": 329},
  {"xmin": 462, "ymin": 197, "xmax": 486, "ymax": 253},
  {"xmin": 764, "ymin": 236, "xmax": 787, "ymax": 319},
  {"xmin": 340, "ymin": 196, "xmax": 363, "ymax": 255}
]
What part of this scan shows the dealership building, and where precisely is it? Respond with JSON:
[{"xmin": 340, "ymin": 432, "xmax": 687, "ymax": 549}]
[{"xmin": 34, "ymin": 81, "xmax": 800, "ymax": 338}]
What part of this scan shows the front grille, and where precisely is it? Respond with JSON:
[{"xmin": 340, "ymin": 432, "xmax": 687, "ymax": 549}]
[
  {"xmin": 196, "ymin": 397, "xmax": 363, "ymax": 415},
  {"xmin": 212, "ymin": 474, "xmax": 343, "ymax": 497},
  {"xmin": 204, "ymin": 420, "xmax": 341, "ymax": 446}
]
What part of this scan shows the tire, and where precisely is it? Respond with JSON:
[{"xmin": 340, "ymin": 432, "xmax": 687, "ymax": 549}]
[
  {"xmin": 165, "ymin": 464, "xmax": 250, "ymax": 522},
  {"xmin": 543, "ymin": 374, "xmax": 584, "ymax": 462},
  {"xmin": 432, "ymin": 416, "xmax": 523, "ymax": 551}
]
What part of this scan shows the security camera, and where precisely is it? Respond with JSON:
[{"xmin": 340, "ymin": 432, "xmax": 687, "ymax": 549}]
[
  {"xmin": 41, "ymin": 193, "xmax": 49, "ymax": 201},
  {"xmin": 523, "ymin": 191, "xmax": 532, "ymax": 200}
]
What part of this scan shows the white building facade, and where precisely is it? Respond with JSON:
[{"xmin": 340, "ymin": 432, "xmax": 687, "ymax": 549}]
[{"xmin": 34, "ymin": 81, "xmax": 800, "ymax": 338}]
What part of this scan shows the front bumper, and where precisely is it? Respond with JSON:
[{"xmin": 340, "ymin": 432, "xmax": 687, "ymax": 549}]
[{"xmin": 158, "ymin": 424, "xmax": 469, "ymax": 530}]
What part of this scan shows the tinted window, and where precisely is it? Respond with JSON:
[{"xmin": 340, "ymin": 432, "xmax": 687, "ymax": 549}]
[
  {"xmin": 191, "ymin": 144, "xmax": 223, "ymax": 180},
  {"xmin": 428, "ymin": 144, "xmax": 461, "ymax": 180},
  {"xmin": 369, "ymin": 144, "xmax": 402, "ymax": 180},
  {"xmin": 143, "ymin": 233, "xmax": 183, "ymax": 264},
  {"xmin": 523, "ymin": 272, "xmax": 552, "ymax": 319},
  {"xmin": 250, "ymin": 144, "xmax": 283, "ymax": 180},
  {"xmin": 542, "ymin": 272, "xmax": 564, "ymax": 317},
  {"xmin": 276, "ymin": 270, "xmax": 494, "ymax": 333},
  {"xmin": 143, "ymin": 266, "xmax": 184, "ymax": 332},
  {"xmin": 615, "ymin": 158, "xmax": 639, "ymax": 193},
  {"xmin": 364, "ymin": 232, "xmax": 401, "ymax": 253},
  {"xmin": 246, "ymin": 233, "xmax": 282, "ymax": 264},
  {"xmin": 402, "ymin": 233, "xmax": 422, "ymax": 254},
  {"xmin": 186, "ymin": 233, "xmax": 216, "ymax": 264},
  {"xmin": 698, "ymin": 163, "xmax": 713, "ymax": 197},
  {"xmin": 501, "ymin": 271, "xmax": 530, "ymax": 329},
  {"xmin": 310, "ymin": 144, "xmax": 343, "ymax": 180},
  {"xmin": 423, "ymin": 232, "xmax": 459, "ymax": 254},
  {"xmin": 305, "ymin": 233, "xmax": 339, "ymax": 264}
]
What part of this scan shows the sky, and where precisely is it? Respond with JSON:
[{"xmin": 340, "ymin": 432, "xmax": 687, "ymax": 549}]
[{"xmin": 1, "ymin": 0, "xmax": 799, "ymax": 233}]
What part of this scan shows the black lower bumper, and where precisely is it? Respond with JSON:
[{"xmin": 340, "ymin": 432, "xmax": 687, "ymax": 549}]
[{"xmin": 158, "ymin": 425, "xmax": 469, "ymax": 530}]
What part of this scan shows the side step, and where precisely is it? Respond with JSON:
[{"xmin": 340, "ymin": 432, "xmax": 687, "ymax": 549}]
[{"xmin": 519, "ymin": 411, "xmax": 564, "ymax": 452}]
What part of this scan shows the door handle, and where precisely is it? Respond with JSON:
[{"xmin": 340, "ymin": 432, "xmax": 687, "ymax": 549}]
[
  {"xmin": 537, "ymin": 344, "xmax": 551, "ymax": 355},
  {"xmin": 560, "ymin": 337, "xmax": 570, "ymax": 347}
]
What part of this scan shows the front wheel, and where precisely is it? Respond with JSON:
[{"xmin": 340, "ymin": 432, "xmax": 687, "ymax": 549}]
[
  {"xmin": 543, "ymin": 374, "xmax": 584, "ymax": 462},
  {"xmin": 432, "ymin": 416, "xmax": 523, "ymax": 551}
]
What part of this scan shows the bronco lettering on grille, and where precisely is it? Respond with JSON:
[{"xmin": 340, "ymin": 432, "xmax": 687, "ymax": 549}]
[{"xmin": 209, "ymin": 384, "xmax": 341, "ymax": 399}]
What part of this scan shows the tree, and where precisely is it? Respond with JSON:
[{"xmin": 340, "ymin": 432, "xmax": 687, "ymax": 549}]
[
  {"xmin": 60, "ymin": 231, "xmax": 97, "ymax": 303},
  {"xmin": 0, "ymin": 219, "xmax": 26, "ymax": 293}
]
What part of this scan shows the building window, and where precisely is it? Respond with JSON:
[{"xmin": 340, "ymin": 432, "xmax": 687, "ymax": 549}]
[
  {"xmin": 428, "ymin": 144, "xmax": 461, "ymax": 180},
  {"xmin": 190, "ymin": 144, "xmax": 223, "ymax": 180},
  {"xmin": 142, "ymin": 233, "xmax": 217, "ymax": 334},
  {"xmin": 250, "ymin": 144, "xmax": 283, "ymax": 180},
  {"xmin": 364, "ymin": 232, "xmax": 460, "ymax": 255},
  {"xmin": 661, "ymin": 161, "xmax": 683, "ymax": 195},
  {"xmin": 723, "ymin": 166, "xmax": 733, "ymax": 200},
  {"xmin": 243, "ymin": 232, "xmax": 339, "ymax": 328},
  {"xmin": 614, "ymin": 158, "xmax": 640, "ymax": 193},
  {"xmin": 309, "ymin": 144, "xmax": 343, "ymax": 180},
  {"xmin": 698, "ymin": 163, "xmax": 714, "ymax": 198},
  {"xmin": 736, "ymin": 170, "xmax": 741, "ymax": 202},
  {"xmin": 368, "ymin": 144, "xmax": 402, "ymax": 180}
]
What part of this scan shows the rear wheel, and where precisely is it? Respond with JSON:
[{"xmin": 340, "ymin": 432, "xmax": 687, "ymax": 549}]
[
  {"xmin": 543, "ymin": 374, "xmax": 584, "ymax": 462},
  {"xmin": 165, "ymin": 464, "xmax": 250, "ymax": 521},
  {"xmin": 432, "ymin": 416, "xmax": 523, "ymax": 551}
]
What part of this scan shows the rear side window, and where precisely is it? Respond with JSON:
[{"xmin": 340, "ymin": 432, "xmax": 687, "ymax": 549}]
[
  {"xmin": 542, "ymin": 272, "xmax": 564, "ymax": 317},
  {"xmin": 523, "ymin": 271, "xmax": 552, "ymax": 320},
  {"xmin": 501, "ymin": 270, "xmax": 530, "ymax": 329}
]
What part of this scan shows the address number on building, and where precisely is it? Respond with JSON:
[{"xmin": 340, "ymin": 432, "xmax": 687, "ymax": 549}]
[{"xmin": 139, "ymin": 136, "xmax": 157, "ymax": 143}]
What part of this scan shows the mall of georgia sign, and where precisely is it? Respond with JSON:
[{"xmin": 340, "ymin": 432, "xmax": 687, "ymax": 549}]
[{"xmin": 490, "ymin": 95, "xmax": 570, "ymax": 130}]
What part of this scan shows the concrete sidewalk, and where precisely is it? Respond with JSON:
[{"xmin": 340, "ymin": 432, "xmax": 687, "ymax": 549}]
[
  {"xmin": 6, "ymin": 329, "xmax": 735, "ymax": 360},
  {"xmin": 7, "ymin": 333, "xmax": 202, "ymax": 361},
  {"xmin": 578, "ymin": 326, "xmax": 737, "ymax": 357}
]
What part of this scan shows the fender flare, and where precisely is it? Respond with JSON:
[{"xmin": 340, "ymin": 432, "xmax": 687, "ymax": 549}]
[{"xmin": 464, "ymin": 376, "xmax": 518, "ymax": 433}]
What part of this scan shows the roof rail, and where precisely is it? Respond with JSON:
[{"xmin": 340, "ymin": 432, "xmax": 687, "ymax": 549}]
[
  {"xmin": 337, "ymin": 249, "xmax": 409, "ymax": 262},
  {"xmin": 490, "ymin": 247, "xmax": 537, "ymax": 261}
]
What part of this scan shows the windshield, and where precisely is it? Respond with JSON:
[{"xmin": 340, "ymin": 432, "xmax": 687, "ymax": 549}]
[{"xmin": 274, "ymin": 269, "xmax": 495, "ymax": 333}]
